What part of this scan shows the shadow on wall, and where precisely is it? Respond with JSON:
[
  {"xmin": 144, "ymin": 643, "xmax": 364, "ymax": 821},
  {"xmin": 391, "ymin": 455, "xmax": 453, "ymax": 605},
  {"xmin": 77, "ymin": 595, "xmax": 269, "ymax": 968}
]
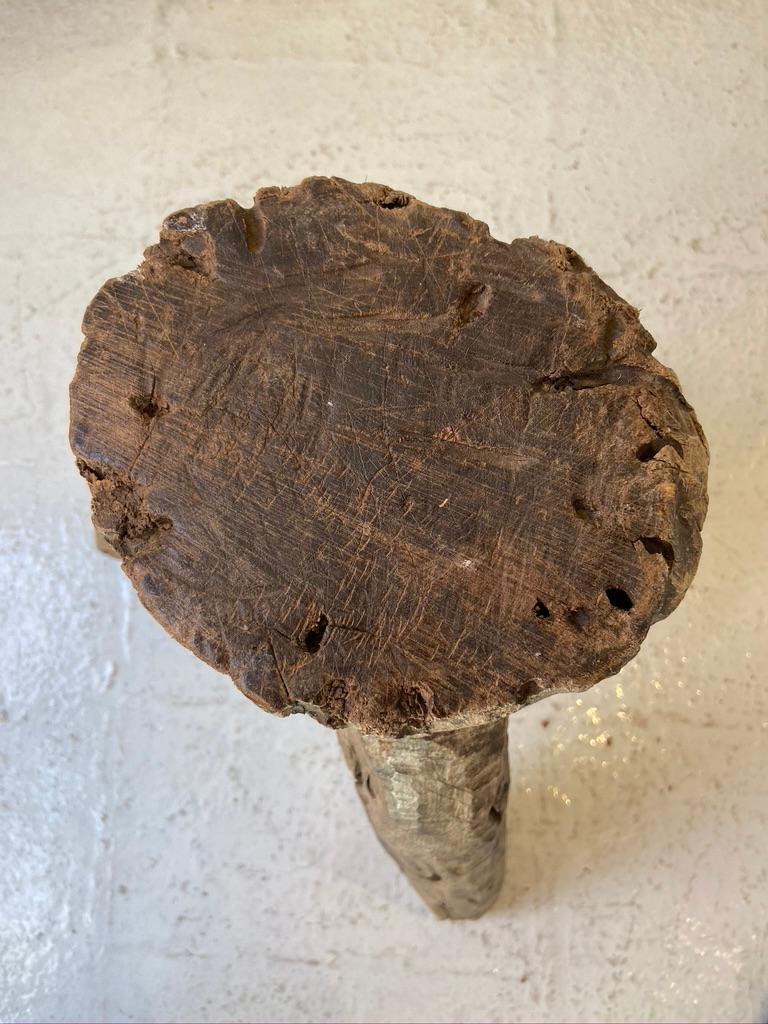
[{"xmin": 491, "ymin": 692, "xmax": 701, "ymax": 917}]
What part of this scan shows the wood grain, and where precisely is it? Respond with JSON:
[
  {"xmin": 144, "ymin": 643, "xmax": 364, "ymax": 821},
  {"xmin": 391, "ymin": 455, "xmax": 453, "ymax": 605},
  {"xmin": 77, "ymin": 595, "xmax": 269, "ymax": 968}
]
[{"xmin": 69, "ymin": 177, "xmax": 708, "ymax": 736}]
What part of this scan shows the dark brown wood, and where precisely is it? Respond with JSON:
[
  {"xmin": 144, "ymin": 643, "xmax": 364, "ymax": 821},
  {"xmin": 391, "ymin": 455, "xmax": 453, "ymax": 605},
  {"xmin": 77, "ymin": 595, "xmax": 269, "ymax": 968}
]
[
  {"xmin": 70, "ymin": 177, "xmax": 708, "ymax": 737},
  {"xmin": 339, "ymin": 720, "xmax": 509, "ymax": 918}
]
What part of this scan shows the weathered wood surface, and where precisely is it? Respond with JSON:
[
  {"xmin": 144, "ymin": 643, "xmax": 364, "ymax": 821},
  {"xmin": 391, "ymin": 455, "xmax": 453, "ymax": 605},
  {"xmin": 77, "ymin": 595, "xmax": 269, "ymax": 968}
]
[
  {"xmin": 70, "ymin": 177, "xmax": 708, "ymax": 737},
  {"xmin": 339, "ymin": 719, "xmax": 509, "ymax": 918}
]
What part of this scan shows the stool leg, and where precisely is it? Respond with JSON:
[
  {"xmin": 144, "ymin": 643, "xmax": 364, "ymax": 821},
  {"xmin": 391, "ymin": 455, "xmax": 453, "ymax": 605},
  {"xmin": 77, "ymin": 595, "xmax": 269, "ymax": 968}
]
[{"xmin": 338, "ymin": 718, "xmax": 509, "ymax": 919}]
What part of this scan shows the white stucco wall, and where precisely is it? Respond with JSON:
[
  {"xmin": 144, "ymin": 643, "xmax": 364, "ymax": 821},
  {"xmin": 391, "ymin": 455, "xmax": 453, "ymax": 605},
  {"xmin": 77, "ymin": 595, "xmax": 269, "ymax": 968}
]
[{"xmin": 1, "ymin": 1, "xmax": 766, "ymax": 1021}]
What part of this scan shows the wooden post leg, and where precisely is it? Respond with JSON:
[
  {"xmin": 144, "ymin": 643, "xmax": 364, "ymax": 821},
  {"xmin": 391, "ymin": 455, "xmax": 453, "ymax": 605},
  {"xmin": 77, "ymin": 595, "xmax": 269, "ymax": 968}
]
[{"xmin": 338, "ymin": 718, "xmax": 509, "ymax": 919}]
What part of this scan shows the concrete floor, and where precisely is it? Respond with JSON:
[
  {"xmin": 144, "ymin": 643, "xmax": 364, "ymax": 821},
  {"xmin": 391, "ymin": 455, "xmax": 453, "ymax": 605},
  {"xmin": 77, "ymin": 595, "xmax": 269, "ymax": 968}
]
[{"xmin": 1, "ymin": 1, "xmax": 766, "ymax": 1021}]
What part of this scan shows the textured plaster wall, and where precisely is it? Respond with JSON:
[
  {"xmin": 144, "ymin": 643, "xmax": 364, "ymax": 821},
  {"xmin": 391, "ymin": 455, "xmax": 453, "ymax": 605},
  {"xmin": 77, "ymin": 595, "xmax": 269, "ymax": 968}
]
[{"xmin": 0, "ymin": 1, "xmax": 766, "ymax": 1022}]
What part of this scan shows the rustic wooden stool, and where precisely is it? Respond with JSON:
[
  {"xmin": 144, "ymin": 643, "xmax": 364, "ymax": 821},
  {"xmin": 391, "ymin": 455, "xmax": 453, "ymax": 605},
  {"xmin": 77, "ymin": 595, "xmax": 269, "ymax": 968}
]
[{"xmin": 69, "ymin": 178, "xmax": 708, "ymax": 919}]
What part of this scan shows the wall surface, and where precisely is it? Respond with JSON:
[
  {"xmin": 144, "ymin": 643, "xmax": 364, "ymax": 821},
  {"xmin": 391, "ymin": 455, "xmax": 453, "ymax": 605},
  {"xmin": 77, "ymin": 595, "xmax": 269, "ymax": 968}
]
[{"xmin": 1, "ymin": 1, "xmax": 766, "ymax": 1022}]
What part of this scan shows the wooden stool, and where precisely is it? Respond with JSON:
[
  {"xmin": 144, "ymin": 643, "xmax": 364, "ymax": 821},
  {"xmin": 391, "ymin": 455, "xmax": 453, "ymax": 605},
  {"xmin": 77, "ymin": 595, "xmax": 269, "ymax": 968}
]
[{"xmin": 69, "ymin": 178, "xmax": 708, "ymax": 918}]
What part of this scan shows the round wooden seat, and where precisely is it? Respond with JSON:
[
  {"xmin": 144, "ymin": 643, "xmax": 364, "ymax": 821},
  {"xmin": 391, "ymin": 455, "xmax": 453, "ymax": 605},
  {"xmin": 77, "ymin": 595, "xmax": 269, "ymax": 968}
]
[{"xmin": 70, "ymin": 177, "xmax": 708, "ymax": 739}]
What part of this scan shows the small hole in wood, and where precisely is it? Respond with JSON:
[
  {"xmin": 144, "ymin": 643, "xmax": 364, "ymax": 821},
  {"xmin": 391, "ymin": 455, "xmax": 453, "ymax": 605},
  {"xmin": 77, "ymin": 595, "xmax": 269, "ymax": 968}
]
[
  {"xmin": 169, "ymin": 248, "xmax": 202, "ymax": 272},
  {"xmin": 636, "ymin": 436, "xmax": 683, "ymax": 462},
  {"xmin": 516, "ymin": 678, "xmax": 539, "ymax": 702},
  {"xmin": 489, "ymin": 780, "xmax": 508, "ymax": 824},
  {"xmin": 378, "ymin": 192, "xmax": 409, "ymax": 209},
  {"xmin": 606, "ymin": 587, "xmax": 633, "ymax": 611},
  {"xmin": 640, "ymin": 535, "xmax": 675, "ymax": 568},
  {"xmin": 457, "ymin": 282, "xmax": 492, "ymax": 323},
  {"xmin": 571, "ymin": 496, "xmax": 597, "ymax": 523},
  {"xmin": 426, "ymin": 872, "xmax": 442, "ymax": 882},
  {"xmin": 533, "ymin": 599, "xmax": 550, "ymax": 619},
  {"xmin": 129, "ymin": 394, "xmax": 166, "ymax": 418},
  {"xmin": 636, "ymin": 439, "xmax": 663, "ymax": 462},
  {"xmin": 303, "ymin": 613, "xmax": 328, "ymax": 653}
]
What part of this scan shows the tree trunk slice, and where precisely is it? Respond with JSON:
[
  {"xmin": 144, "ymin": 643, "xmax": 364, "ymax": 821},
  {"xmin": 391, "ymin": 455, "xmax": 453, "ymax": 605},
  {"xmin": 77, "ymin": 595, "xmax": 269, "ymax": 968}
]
[
  {"xmin": 69, "ymin": 177, "xmax": 708, "ymax": 737},
  {"xmin": 339, "ymin": 718, "xmax": 509, "ymax": 919}
]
